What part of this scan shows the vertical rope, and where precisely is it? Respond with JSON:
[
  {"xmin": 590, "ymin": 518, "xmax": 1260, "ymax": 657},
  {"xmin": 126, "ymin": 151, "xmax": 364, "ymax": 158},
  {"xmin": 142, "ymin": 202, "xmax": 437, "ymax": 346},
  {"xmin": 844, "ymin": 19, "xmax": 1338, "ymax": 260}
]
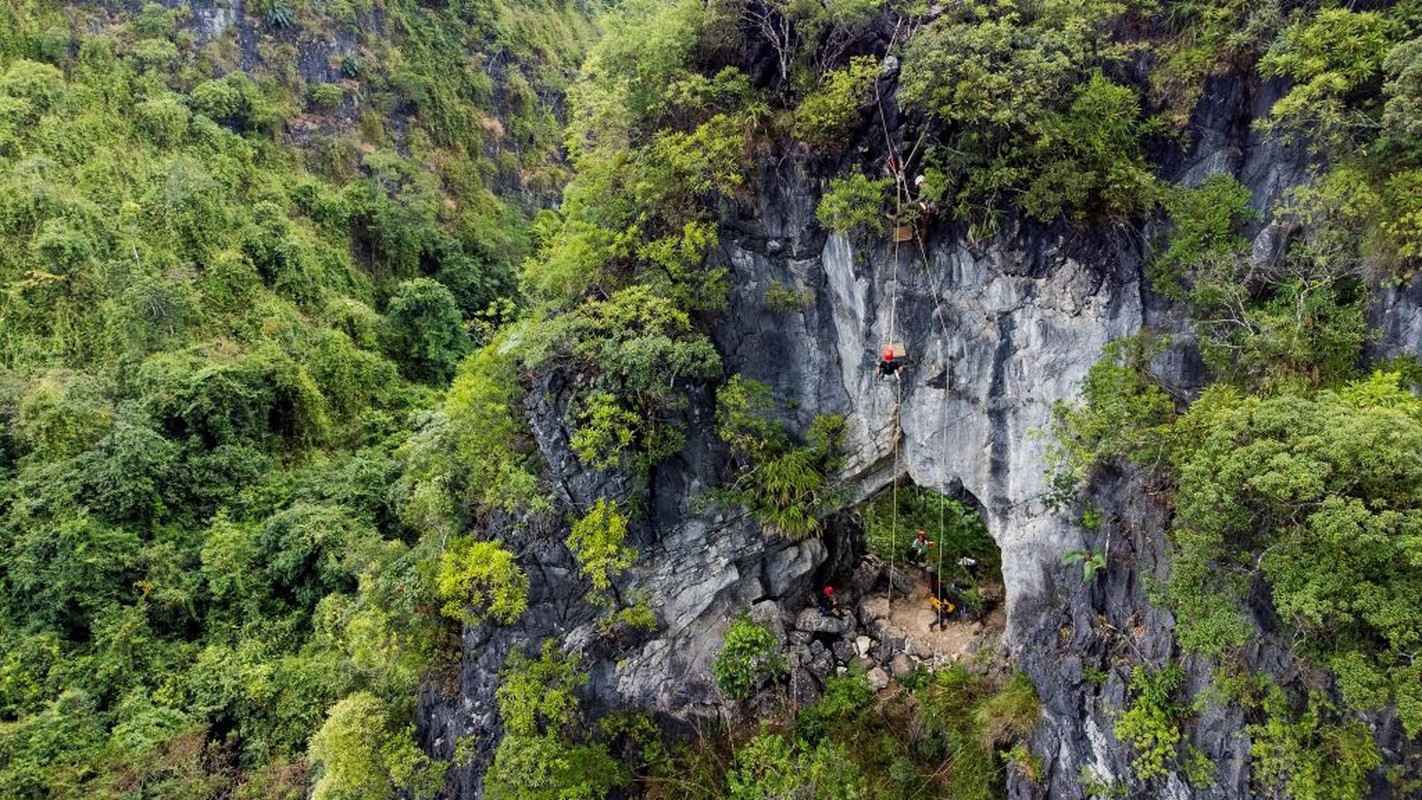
[
  {"xmin": 883, "ymin": 154, "xmax": 908, "ymax": 617},
  {"xmin": 887, "ymin": 374, "xmax": 902, "ymax": 615}
]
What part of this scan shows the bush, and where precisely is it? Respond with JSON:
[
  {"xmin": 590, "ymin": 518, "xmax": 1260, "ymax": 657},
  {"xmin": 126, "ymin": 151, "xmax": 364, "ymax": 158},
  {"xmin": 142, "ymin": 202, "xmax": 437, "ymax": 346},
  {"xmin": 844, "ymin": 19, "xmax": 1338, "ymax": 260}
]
[
  {"xmin": 1258, "ymin": 8, "xmax": 1398, "ymax": 151},
  {"xmin": 135, "ymin": 95, "xmax": 192, "ymax": 145},
  {"xmin": 308, "ymin": 83, "xmax": 345, "ymax": 111},
  {"xmin": 816, "ymin": 173, "xmax": 891, "ymax": 235},
  {"xmin": 716, "ymin": 376, "xmax": 845, "ymax": 539},
  {"xmin": 436, "ymin": 538, "xmax": 528, "ymax": 627},
  {"xmin": 0, "ymin": 59, "xmax": 67, "ymax": 112},
  {"xmin": 713, "ymin": 616, "xmax": 785, "ymax": 700},
  {"xmin": 190, "ymin": 73, "xmax": 276, "ymax": 133},
  {"xmin": 727, "ymin": 730, "xmax": 866, "ymax": 800},
  {"xmin": 793, "ymin": 56, "xmax": 877, "ymax": 153},
  {"xmin": 1114, "ymin": 664, "xmax": 1187, "ymax": 781},
  {"xmin": 567, "ymin": 498, "xmax": 636, "ymax": 595},
  {"xmin": 1249, "ymin": 690, "xmax": 1381, "ymax": 800},
  {"xmin": 486, "ymin": 643, "xmax": 626, "ymax": 800}
]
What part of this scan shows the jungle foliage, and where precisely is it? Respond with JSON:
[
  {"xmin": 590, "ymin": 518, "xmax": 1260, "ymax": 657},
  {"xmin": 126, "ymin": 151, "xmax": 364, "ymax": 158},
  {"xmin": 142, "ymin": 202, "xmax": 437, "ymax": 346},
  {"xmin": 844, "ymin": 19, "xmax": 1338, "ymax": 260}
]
[
  {"xmin": 0, "ymin": 0, "xmax": 590, "ymax": 795},
  {"xmin": 1047, "ymin": 2, "xmax": 1422, "ymax": 792},
  {"xmin": 7, "ymin": 0, "xmax": 1422, "ymax": 795}
]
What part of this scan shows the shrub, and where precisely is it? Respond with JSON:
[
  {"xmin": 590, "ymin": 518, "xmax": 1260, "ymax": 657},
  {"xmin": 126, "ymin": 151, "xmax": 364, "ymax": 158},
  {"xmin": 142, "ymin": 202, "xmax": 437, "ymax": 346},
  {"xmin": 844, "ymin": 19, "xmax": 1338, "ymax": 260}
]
[
  {"xmin": 485, "ymin": 643, "xmax": 626, "ymax": 800},
  {"xmin": 251, "ymin": 0, "xmax": 297, "ymax": 29},
  {"xmin": 308, "ymin": 692, "xmax": 444, "ymax": 800},
  {"xmin": 567, "ymin": 498, "xmax": 636, "ymax": 595},
  {"xmin": 793, "ymin": 56, "xmax": 877, "ymax": 153},
  {"xmin": 308, "ymin": 83, "xmax": 344, "ymax": 110},
  {"xmin": 570, "ymin": 391, "xmax": 638, "ymax": 469},
  {"xmin": 713, "ymin": 616, "xmax": 785, "ymax": 700},
  {"xmin": 135, "ymin": 95, "xmax": 192, "ymax": 145},
  {"xmin": 1258, "ymin": 8, "xmax": 1398, "ymax": 151},
  {"xmin": 1113, "ymin": 664, "xmax": 1187, "ymax": 781},
  {"xmin": 436, "ymin": 538, "xmax": 528, "ymax": 627},
  {"xmin": 726, "ymin": 730, "xmax": 866, "ymax": 800},
  {"xmin": 764, "ymin": 282, "xmax": 814, "ymax": 312},
  {"xmin": 1250, "ymin": 690, "xmax": 1381, "ymax": 800},
  {"xmin": 816, "ymin": 173, "xmax": 891, "ymax": 235},
  {"xmin": 716, "ymin": 376, "xmax": 845, "ymax": 539},
  {"xmin": 0, "ymin": 59, "xmax": 67, "ymax": 112}
]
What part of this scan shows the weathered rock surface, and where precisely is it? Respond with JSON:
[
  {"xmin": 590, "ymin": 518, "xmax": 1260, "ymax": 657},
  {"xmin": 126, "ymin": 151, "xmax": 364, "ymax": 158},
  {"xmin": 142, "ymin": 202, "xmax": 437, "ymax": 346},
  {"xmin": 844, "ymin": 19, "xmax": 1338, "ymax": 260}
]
[{"xmin": 415, "ymin": 60, "xmax": 1422, "ymax": 800}]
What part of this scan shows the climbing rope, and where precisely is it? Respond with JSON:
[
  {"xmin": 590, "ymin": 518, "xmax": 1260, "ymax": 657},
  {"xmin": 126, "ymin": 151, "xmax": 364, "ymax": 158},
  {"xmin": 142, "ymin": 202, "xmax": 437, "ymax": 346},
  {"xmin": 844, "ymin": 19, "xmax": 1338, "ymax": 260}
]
[
  {"xmin": 883, "ymin": 146, "xmax": 905, "ymax": 618},
  {"xmin": 887, "ymin": 373, "xmax": 902, "ymax": 614},
  {"xmin": 871, "ymin": 59, "xmax": 927, "ymax": 618}
]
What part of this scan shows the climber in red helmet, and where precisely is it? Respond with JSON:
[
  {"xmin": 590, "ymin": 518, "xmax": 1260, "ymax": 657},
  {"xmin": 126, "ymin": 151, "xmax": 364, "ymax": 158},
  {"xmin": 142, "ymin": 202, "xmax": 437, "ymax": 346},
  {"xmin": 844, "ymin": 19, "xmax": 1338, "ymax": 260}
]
[
  {"xmin": 910, "ymin": 529, "xmax": 933, "ymax": 566},
  {"xmin": 876, "ymin": 346, "xmax": 905, "ymax": 380},
  {"xmin": 817, "ymin": 585, "xmax": 837, "ymax": 614}
]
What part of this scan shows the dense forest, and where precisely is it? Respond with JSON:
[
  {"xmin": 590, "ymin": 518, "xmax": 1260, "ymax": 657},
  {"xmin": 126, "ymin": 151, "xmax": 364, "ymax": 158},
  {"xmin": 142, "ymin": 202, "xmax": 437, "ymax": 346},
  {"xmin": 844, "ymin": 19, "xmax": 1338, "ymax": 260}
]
[{"xmin": 1, "ymin": 0, "xmax": 1421, "ymax": 798}]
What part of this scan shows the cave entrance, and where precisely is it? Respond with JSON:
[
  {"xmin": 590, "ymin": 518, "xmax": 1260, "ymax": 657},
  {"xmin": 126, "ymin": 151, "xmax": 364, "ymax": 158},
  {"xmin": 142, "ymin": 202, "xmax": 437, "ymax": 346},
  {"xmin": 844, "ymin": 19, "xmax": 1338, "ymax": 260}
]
[{"xmin": 852, "ymin": 479, "xmax": 1006, "ymax": 665}]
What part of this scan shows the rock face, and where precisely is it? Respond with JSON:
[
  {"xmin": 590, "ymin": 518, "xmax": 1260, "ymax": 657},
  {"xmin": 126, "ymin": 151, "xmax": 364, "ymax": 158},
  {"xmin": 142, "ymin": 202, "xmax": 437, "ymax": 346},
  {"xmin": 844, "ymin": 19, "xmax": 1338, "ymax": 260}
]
[{"xmin": 417, "ymin": 65, "xmax": 1419, "ymax": 800}]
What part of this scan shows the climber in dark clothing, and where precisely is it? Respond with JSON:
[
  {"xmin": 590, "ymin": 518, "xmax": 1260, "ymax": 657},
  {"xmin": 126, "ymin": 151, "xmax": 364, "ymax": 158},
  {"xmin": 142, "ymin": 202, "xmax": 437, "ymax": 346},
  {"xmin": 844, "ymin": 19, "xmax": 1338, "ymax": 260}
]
[{"xmin": 876, "ymin": 346, "xmax": 905, "ymax": 380}]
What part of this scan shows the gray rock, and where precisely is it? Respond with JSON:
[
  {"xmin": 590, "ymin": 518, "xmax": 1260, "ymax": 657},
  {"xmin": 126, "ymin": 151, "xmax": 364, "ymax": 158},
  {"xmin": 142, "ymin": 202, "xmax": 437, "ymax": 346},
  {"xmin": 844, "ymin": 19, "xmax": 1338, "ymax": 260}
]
[
  {"xmin": 867, "ymin": 667, "xmax": 891, "ymax": 692},
  {"xmin": 889, "ymin": 653, "xmax": 915, "ymax": 679},
  {"xmin": 794, "ymin": 608, "xmax": 853, "ymax": 635}
]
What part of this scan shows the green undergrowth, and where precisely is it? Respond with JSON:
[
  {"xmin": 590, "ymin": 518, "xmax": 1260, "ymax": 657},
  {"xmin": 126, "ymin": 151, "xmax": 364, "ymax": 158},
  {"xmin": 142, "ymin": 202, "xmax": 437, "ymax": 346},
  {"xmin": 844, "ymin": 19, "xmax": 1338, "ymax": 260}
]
[
  {"xmin": 861, "ymin": 483, "xmax": 999, "ymax": 582},
  {"xmin": 642, "ymin": 665, "xmax": 1041, "ymax": 800}
]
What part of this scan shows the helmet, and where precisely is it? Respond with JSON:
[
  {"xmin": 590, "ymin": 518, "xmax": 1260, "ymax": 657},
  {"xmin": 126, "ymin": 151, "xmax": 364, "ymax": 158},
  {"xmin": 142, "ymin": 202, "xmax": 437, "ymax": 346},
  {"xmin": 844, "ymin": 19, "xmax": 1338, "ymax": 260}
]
[
  {"xmin": 882, "ymin": 346, "xmax": 895, "ymax": 360},
  {"xmin": 823, "ymin": 586, "xmax": 834, "ymax": 596}
]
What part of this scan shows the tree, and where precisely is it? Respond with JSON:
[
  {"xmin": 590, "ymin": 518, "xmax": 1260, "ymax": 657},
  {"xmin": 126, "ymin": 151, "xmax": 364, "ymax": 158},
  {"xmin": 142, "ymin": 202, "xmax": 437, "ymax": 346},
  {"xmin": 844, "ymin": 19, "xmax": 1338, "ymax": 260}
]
[
  {"xmin": 383, "ymin": 278, "xmax": 470, "ymax": 385},
  {"xmin": 485, "ymin": 642, "xmax": 625, "ymax": 800},
  {"xmin": 308, "ymin": 692, "xmax": 444, "ymax": 800},
  {"xmin": 1168, "ymin": 373, "xmax": 1422, "ymax": 735}
]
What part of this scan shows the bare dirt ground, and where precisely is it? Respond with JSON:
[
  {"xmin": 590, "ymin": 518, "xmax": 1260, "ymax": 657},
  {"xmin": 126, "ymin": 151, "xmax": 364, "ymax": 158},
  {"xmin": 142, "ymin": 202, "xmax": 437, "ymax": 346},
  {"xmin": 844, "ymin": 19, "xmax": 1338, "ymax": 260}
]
[{"xmin": 860, "ymin": 568, "xmax": 1006, "ymax": 668}]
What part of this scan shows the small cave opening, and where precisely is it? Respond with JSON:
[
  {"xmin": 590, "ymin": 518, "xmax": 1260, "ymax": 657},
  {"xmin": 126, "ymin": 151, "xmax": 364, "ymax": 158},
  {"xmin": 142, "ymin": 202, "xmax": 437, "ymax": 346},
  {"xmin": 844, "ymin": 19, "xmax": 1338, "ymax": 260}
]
[{"xmin": 815, "ymin": 477, "xmax": 1008, "ymax": 664}]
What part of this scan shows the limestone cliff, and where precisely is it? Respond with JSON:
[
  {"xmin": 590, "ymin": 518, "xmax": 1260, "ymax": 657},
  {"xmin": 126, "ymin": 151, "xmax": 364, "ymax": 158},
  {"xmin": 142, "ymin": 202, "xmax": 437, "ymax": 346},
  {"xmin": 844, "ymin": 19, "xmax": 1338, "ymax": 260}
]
[{"xmin": 413, "ymin": 35, "xmax": 1422, "ymax": 793}]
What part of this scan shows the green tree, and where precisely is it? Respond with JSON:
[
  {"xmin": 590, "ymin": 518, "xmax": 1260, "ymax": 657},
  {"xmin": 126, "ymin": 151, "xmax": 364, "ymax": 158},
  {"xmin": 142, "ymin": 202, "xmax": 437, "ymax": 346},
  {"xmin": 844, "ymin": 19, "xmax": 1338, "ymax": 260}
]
[
  {"xmin": 485, "ymin": 642, "xmax": 625, "ymax": 800},
  {"xmin": 383, "ymin": 278, "xmax": 471, "ymax": 385},
  {"xmin": 1168, "ymin": 373, "xmax": 1422, "ymax": 734}
]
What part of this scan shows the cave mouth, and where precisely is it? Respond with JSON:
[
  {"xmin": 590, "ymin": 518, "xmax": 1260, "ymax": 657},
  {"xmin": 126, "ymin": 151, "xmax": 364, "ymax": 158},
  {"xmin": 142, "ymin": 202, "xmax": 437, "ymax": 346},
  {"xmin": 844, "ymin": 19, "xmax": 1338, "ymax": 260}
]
[
  {"xmin": 825, "ymin": 478, "xmax": 1008, "ymax": 658},
  {"xmin": 859, "ymin": 478, "xmax": 1002, "ymax": 584}
]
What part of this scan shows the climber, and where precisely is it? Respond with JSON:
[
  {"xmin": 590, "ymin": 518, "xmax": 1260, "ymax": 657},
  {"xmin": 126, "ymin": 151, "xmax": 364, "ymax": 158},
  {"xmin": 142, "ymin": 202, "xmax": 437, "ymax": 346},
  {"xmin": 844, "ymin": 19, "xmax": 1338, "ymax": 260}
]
[
  {"xmin": 910, "ymin": 529, "xmax": 933, "ymax": 566},
  {"xmin": 929, "ymin": 593, "xmax": 955, "ymax": 631},
  {"xmin": 876, "ymin": 346, "xmax": 906, "ymax": 380},
  {"xmin": 816, "ymin": 585, "xmax": 838, "ymax": 615}
]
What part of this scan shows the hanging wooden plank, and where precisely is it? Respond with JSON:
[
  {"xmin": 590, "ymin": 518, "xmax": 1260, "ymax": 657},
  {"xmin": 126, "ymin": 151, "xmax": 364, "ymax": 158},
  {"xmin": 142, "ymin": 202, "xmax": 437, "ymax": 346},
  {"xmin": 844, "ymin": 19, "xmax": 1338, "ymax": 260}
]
[{"xmin": 892, "ymin": 224, "xmax": 915, "ymax": 243}]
